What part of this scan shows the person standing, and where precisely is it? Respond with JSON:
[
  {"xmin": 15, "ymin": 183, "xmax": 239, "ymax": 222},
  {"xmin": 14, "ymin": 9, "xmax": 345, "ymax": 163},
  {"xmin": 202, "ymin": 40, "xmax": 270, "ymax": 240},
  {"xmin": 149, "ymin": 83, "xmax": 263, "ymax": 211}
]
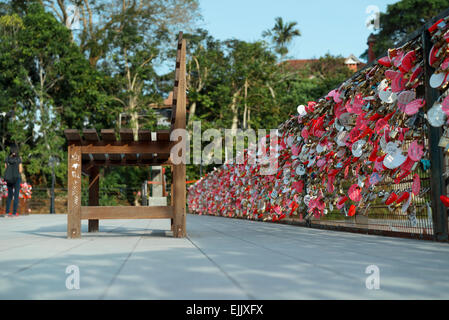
[{"xmin": 3, "ymin": 146, "xmax": 23, "ymax": 217}]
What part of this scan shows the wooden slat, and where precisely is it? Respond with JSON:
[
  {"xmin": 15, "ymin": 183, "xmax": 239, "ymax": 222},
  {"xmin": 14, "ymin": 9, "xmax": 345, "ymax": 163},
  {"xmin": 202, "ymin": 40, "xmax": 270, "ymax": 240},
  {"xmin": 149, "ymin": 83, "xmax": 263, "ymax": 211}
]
[
  {"xmin": 156, "ymin": 130, "xmax": 170, "ymax": 141},
  {"xmin": 64, "ymin": 129, "xmax": 82, "ymax": 143},
  {"xmin": 101, "ymin": 129, "xmax": 117, "ymax": 142},
  {"xmin": 120, "ymin": 128, "xmax": 137, "ymax": 161},
  {"xmin": 83, "ymin": 129, "xmax": 99, "ymax": 141},
  {"xmin": 80, "ymin": 142, "xmax": 172, "ymax": 155},
  {"xmin": 138, "ymin": 130, "xmax": 152, "ymax": 142},
  {"xmin": 101, "ymin": 129, "xmax": 121, "ymax": 161},
  {"xmin": 81, "ymin": 206, "xmax": 174, "ymax": 220},
  {"xmin": 154, "ymin": 153, "xmax": 170, "ymax": 161},
  {"xmin": 173, "ymin": 37, "xmax": 187, "ymax": 132},
  {"xmin": 81, "ymin": 159, "xmax": 172, "ymax": 167},
  {"xmin": 119, "ymin": 128, "xmax": 134, "ymax": 142},
  {"xmin": 123, "ymin": 153, "xmax": 138, "ymax": 161},
  {"xmin": 171, "ymin": 32, "xmax": 183, "ymax": 125},
  {"xmin": 140, "ymin": 153, "xmax": 154, "ymax": 160},
  {"xmin": 83, "ymin": 129, "xmax": 106, "ymax": 161}
]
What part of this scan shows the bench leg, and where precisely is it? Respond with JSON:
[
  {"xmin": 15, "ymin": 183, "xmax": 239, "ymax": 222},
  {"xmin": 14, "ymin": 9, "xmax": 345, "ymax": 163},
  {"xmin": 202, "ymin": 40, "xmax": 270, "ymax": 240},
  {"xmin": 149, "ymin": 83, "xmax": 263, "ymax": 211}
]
[
  {"xmin": 173, "ymin": 163, "xmax": 186, "ymax": 238},
  {"xmin": 88, "ymin": 167, "xmax": 100, "ymax": 233}
]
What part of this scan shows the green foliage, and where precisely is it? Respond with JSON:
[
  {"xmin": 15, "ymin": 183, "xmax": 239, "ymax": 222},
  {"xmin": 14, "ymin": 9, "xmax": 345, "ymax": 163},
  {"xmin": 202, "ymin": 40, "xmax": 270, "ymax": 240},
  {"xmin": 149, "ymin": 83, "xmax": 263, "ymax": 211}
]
[
  {"xmin": 262, "ymin": 17, "xmax": 301, "ymax": 61},
  {"xmin": 361, "ymin": 0, "xmax": 449, "ymax": 60},
  {"xmin": 0, "ymin": 0, "xmax": 365, "ymax": 203},
  {"xmin": 183, "ymin": 30, "xmax": 353, "ymax": 180},
  {"xmin": 0, "ymin": 3, "xmax": 110, "ymax": 188}
]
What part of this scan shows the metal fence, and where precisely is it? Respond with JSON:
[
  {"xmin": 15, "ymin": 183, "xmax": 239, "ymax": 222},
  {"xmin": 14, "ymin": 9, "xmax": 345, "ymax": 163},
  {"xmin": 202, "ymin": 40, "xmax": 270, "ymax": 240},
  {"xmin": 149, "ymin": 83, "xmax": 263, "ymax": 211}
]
[{"xmin": 189, "ymin": 8, "xmax": 449, "ymax": 242}]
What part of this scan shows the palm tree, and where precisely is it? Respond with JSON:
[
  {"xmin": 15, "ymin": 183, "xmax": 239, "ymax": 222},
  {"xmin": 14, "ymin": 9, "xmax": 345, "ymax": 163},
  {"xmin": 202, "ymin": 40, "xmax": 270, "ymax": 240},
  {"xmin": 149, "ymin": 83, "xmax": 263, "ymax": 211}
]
[{"xmin": 262, "ymin": 17, "xmax": 301, "ymax": 61}]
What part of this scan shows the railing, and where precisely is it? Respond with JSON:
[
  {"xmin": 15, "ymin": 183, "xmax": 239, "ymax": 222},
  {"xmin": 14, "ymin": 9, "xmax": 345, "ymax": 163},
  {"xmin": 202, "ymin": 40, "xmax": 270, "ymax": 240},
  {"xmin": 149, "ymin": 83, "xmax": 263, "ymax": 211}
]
[{"xmin": 188, "ymin": 8, "xmax": 449, "ymax": 242}]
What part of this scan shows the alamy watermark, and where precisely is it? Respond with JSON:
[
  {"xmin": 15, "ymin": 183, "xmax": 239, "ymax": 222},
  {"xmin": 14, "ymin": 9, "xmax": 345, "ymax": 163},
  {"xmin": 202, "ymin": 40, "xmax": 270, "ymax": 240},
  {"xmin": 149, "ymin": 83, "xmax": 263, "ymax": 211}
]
[
  {"xmin": 65, "ymin": 265, "xmax": 80, "ymax": 290},
  {"xmin": 365, "ymin": 265, "xmax": 380, "ymax": 290},
  {"xmin": 66, "ymin": 5, "xmax": 81, "ymax": 30},
  {"xmin": 170, "ymin": 121, "xmax": 279, "ymax": 175},
  {"xmin": 365, "ymin": 5, "xmax": 380, "ymax": 31}
]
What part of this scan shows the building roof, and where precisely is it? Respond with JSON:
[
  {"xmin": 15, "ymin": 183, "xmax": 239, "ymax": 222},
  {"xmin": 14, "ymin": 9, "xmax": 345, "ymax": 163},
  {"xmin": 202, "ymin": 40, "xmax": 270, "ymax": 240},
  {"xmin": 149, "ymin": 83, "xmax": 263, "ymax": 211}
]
[
  {"xmin": 284, "ymin": 54, "xmax": 365, "ymax": 72},
  {"xmin": 282, "ymin": 59, "xmax": 317, "ymax": 69},
  {"xmin": 345, "ymin": 54, "xmax": 362, "ymax": 65}
]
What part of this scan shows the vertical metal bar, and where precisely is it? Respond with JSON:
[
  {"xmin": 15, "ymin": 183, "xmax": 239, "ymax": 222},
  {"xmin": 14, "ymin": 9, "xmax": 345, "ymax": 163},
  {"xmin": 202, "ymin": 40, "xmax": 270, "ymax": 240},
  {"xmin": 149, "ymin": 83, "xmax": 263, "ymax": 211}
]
[
  {"xmin": 50, "ymin": 164, "xmax": 55, "ymax": 214},
  {"xmin": 422, "ymin": 30, "xmax": 449, "ymax": 241},
  {"xmin": 142, "ymin": 181, "xmax": 147, "ymax": 206}
]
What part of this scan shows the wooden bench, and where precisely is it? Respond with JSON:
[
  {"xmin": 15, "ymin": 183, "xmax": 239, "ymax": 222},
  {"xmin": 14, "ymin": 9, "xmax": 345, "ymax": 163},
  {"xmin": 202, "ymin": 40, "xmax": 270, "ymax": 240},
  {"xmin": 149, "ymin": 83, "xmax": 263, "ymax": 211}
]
[{"xmin": 64, "ymin": 33, "xmax": 187, "ymax": 239}]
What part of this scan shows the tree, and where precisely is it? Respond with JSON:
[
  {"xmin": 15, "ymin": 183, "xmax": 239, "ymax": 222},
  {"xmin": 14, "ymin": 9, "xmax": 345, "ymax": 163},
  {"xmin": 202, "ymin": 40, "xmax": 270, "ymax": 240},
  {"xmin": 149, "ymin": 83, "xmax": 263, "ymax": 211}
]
[
  {"xmin": 35, "ymin": 1, "xmax": 201, "ymax": 137},
  {"xmin": 0, "ymin": 3, "xmax": 108, "ymax": 187},
  {"xmin": 38, "ymin": 0, "xmax": 201, "ymax": 67},
  {"xmin": 275, "ymin": 54, "xmax": 354, "ymax": 120},
  {"xmin": 262, "ymin": 17, "xmax": 301, "ymax": 62},
  {"xmin": 184, "ymin": 29, "xmax": 227, "ymax": 128},
  {"xmin": 102, "ymin": 13, "xmax": 165, "ymax": 137},
  {"xmin": 361, "ymin": 0, "xmax": 449, "ymax": 60}
]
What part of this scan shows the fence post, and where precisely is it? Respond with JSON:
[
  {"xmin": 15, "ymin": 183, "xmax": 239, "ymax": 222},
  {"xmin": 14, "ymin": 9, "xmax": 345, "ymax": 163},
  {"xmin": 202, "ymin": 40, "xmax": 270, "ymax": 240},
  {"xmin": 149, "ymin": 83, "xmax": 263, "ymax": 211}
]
[{"xmin": 422, "ymin": 29, "xmax": 449, "ymax": 241}]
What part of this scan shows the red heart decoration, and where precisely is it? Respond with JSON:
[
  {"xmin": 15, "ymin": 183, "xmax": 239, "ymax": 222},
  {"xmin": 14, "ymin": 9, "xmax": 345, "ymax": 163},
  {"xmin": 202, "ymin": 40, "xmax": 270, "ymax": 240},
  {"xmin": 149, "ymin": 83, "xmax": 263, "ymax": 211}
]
[
  {"xmin": 348, "ymin": 184, "xmax": 362, "ymax": 202},
  {"xmin": 338, "ymin": 196, "xmax": 349, "ymax": 206},
  {"xmin": 441, "ymin": 195, "xmax": 449, "ymax": 208},
  {"xmin": 399, "ymin": 50, "xmax": 416, "ymax": 73},
  {"xmin": 412, "ymin": 174, "xmax": 421, "ymax": 196},
  {"xmin": 385, "ymin": 192, "xmax": 398, "ymax": 205},
  {"xmin": 348, "ymin": 205, "xmax": 356, "ymax": 217},
  {"xmin": 378, "ymin": 56, "xmax": 392, "ymax": 67},
  {"xmin": 385, "ymin": 70, "xmax": 402, "ymax": 81},
  {"xmin": 405, "ymin": 99, "xmax": 425, "ymax": 116},
  {"xmin": 395, "ymin": 192, "xmax": 410, "ymax": 204},
  {"xmin": 442, "ymin": 95, "xmax": 449, "ymax": 116}
]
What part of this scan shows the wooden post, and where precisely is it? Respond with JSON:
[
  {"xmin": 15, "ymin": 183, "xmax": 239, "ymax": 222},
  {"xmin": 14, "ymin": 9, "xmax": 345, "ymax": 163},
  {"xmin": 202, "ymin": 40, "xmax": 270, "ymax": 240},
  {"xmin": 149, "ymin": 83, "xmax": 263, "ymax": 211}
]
[
  {"xmin": 67, "ymin": 144, "xmax": 82, "ymax": 239},
  {"xmin": 173, "ymin": 165, "xmax": 186, "ymax": 238},
  {"xmin": 170, "ymin": 167, "xmax": 174, "ymax": 232},
  {"xmin": 172, "ymin": 33, "xmax": 187, "ymax": 238},
  {"xmin": 88, "ymin": 166, "xmax": 100, "ymax": 232},
  {"xmin": 422, "ymin": 30, "xmax": 449, "ymax": 241}
]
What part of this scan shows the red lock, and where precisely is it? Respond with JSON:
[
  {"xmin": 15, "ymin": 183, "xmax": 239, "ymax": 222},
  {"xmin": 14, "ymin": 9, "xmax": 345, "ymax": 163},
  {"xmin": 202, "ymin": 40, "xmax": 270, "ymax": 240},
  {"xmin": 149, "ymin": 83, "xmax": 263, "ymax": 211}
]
[
  {"xmin": 440, "ymin": 195, "xmax": 449, "ymax": 208},
  {"xmin": 348, "ymin": 205, "xmax": 356, "ymax": 217},
  {"xmin": 385, "ymin": 192, "xmax": 398, "ymax": 205},
  {"xmin": 395, "ymin": 192, "xmax": 410, "ymax": 204},
  {"xmin": 338, "ymin": 196, "xmax": 349, "ymax": 206}
]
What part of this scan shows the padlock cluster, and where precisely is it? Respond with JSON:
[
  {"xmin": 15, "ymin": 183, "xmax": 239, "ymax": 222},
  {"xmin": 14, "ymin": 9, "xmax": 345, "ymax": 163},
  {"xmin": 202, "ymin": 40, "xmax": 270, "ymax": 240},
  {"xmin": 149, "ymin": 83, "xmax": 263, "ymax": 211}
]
[
  {"xmin": 188, "ymin": 15, "xmax": 449, "ymax": 222},
  {"xmin": 0, "ymin": 178, "xmax": 7, "ymax": 199},
  {"xmin": 0, "ymin": 179, "xmax": 32, "ymax": 200},
  {"xmin": 19, "ymin": 183, "xmax": 32, "ymax": 200}
]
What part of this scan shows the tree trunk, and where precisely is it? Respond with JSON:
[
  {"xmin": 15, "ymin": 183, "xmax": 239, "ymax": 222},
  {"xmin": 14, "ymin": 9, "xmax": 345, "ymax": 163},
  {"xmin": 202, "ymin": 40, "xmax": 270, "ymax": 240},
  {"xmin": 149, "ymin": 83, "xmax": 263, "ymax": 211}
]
[
  {"xmin": 230, "ymin": 88, "xmax": 241, "ymax": 132},
  {"xmin": 128, "ymin": 94, "xmax": 139, "ymax": 140},
  {"xmin": 243, "ymin": 79, "xmax": 248, "ymax": 129},
  {"xmin": 187, "ymin": 101, "xmax": 197, "ymax": 127}
]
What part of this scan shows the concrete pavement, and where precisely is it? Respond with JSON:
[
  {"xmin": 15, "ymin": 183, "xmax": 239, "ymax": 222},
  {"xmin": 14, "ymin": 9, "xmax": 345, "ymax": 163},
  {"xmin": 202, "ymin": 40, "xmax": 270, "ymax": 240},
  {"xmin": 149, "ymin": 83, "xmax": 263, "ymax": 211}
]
[{"xmin": 0, "ymin": 213, "xmax": 448, "ymax": 300}]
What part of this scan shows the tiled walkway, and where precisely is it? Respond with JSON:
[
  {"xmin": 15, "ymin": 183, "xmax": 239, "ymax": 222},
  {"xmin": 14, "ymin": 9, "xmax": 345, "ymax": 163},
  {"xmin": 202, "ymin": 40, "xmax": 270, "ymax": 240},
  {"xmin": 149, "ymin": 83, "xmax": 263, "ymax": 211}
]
[{"xmin": 0, "ymin": 214, "xmax": 448, "ymax": 299}]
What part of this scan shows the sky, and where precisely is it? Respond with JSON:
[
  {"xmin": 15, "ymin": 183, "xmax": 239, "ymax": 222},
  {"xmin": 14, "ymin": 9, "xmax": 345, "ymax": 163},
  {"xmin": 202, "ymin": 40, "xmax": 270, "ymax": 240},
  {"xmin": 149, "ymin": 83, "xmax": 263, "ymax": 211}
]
[{"xmin": 198, "ymin": 0, "xmax": 399, "ymax": 62}]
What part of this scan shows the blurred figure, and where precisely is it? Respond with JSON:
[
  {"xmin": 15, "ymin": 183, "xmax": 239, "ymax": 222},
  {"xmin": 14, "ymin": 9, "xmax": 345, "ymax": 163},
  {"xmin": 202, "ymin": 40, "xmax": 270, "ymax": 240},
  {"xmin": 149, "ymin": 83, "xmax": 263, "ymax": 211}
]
[{"xmin": 3, "ymin": 146, "xmax": 23, "ymax": 217}]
